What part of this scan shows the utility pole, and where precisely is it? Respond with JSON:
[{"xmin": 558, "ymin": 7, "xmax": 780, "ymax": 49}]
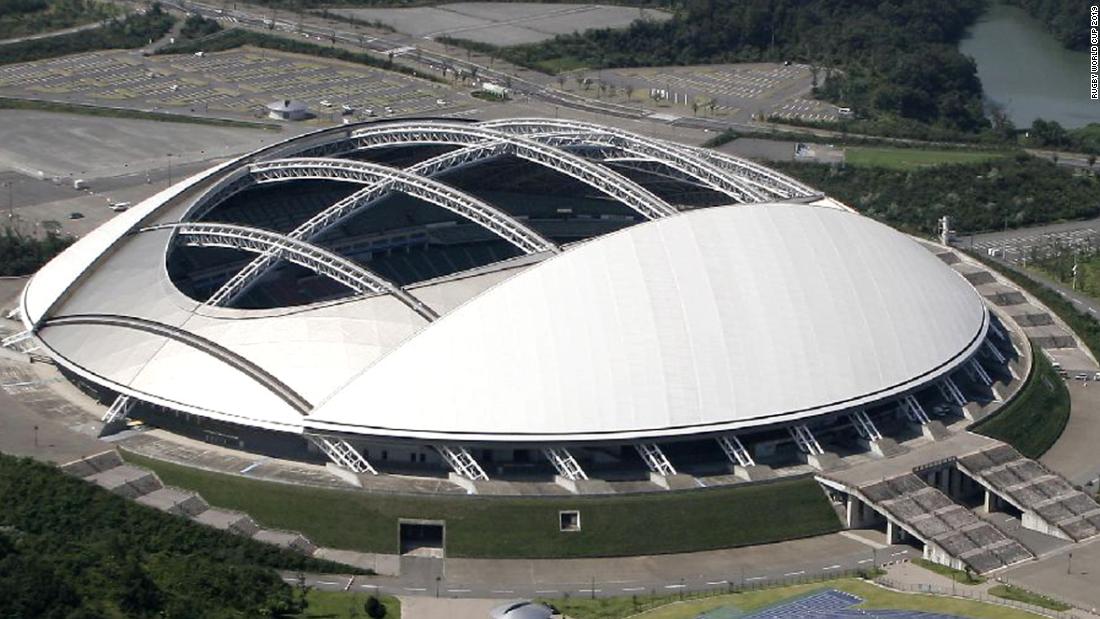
[{"xmin": 166, "ymin": 153, "xmax": 173, "ymax": 187}]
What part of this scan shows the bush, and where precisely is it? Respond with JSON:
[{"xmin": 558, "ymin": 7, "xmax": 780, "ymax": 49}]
[{"xmin": 365, "ymin": 595, "xmax": 386, "ymax": 618}]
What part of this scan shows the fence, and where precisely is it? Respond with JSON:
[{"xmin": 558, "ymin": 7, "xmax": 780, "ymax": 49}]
[{"xmin": 876, "ymin": 577, "xmax": 1084, "ymax": 619}]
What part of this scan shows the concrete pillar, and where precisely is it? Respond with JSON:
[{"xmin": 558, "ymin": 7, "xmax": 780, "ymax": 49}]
[{"xmin": 886, "ymin": 520, "xmax": 904, "ymax": 544}]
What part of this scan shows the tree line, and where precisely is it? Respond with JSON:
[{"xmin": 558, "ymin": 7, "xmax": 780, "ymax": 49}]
[
  {"xmin": 0, "ymin": 0, "xmax": 116, "ymax": 41},
  {"xmin": 771, "ymin": 154, "xmax": 1100, "ymax": 236},
  {"xmin": 0, "ymin": 453, "xmax": 353, "ymax": 618},
  {"xmin": 0, "ymin": 226, "xmax": 73, "ymax": 276},
  {"xmin": 477, "ymin": 0, "xmax": 988, "ymax": 133},
  {"xmin": 1004, "ymin": 0, "xmax": 1089, "ymax": 50},
  {"xmin": 0, "ymin": 3, "xmax": 174, "ymax": 66}
]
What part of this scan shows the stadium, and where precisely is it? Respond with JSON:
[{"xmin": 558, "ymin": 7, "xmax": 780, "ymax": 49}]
[{"xmin": 10, "ymin": 117, "xmax": 1019, "ymax": 487}]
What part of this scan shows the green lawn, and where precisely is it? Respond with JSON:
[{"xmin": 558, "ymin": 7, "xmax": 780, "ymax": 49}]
[
  {"xmin": 555, "ymin": 579, "xmax": 1046, "ymax": 619},
  {"xmin": 844, "ymin": 147, "xmax": 1007, "ymax": 170},
  {"xmin": 972, "ymin": 344, "xmax": 1070, "ymax": 459},
  {"xmin": 988, "ymin": 584, "xmax": 1071, "ymax": 611},
  {"xmin": 293, "ymin": 590, "xmax": 401, "ymax": 619},
  {"xmin": 121, "ymin": 451, "xmax": 840, "ymax": 558},
  {"xmin": 910, "ymin": 558, "xmax": 985, "ymax": 584}
]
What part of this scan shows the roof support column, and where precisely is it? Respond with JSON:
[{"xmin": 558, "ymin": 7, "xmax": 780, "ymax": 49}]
[
  {"xmin": 543, "ymin": 447, "xmax": 588, "ymax": 481},
  {"xmin": 716, "ymin": 434, "xmax": 755, "ymax": 467},
  {"xmin": 434, "ymin": 445, "xmax": 488, "ymax": 481},
  {"xmin": 307, "ymin": 435, "xmax": 378, "ymax": 474},
  {"xmin": 1, "ymin": 330, "xmax": 37, "ymax": 353},
  {"xmin": 635, "ymin": 443, "xmax": 676, "ymax": 476},
  {"xmin": 788, "ymin": 424, "xmax": 824, "ymax": 456}
]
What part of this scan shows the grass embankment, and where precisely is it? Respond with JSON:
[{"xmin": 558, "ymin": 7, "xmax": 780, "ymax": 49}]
[
  {"xmin": 553, "ymin": 579, "xmax": 1045, "ymax": 619},
  {"xmin": 988, "ymin": 584, "xmax": 1072, "ymax": 612},
  {"xmin": 843, "ymin": 146, "xmax": 1006, "ymax": 170},
  {"xmin": 0, "ymin": 6, "xmax": 173, "ymax": 65},
  {"xmin": 294, "ymin": 590, "xmax": 401, "ymax": 619},
  {"xmin": 0, "ymin": 96, "xmax": 281, "ymax": 130},
  {"xmin": 157, "ymin": 28, "xmax": 443, "ymax": 84},
  {"xmin": 971, "ymin": 343, "xmax": 1070, "ymax": 459},
  {"xmin": 121, "ymin": 451, "xmax": 839, "ymax": 558},
  {"xmin": 910, "ymin": 558, "xmax": 986, "ymax": 584}
]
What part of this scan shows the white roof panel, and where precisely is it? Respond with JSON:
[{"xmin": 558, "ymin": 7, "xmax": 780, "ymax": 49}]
[{"xmin": 307, "ymin": 204, "xmax": 987, "ymax": 441}]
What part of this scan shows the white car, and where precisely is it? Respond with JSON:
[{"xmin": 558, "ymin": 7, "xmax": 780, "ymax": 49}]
[
  {"xmin": 320, "ymin": 99, "xmax": 333, "ymax": 107},
  {"xmin": 109, "ymin": 202, "xmax": 131, "ymax": 212}
]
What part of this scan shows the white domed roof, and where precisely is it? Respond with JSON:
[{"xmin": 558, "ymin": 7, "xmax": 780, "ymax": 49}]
[{"xmin": 306, "ymin": 203, "xmax": 988, "ymax": 441}]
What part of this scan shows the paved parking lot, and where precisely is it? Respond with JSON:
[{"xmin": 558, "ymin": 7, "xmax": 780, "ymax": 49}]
[
  {"xmin": 582, "ymin": 63, "xmax": 837, "ymax": 123},
  {"xmin": 332, "ymin": 2, "xmax": 670, "ymax": 46},
  {"xmin": 0, "ymin": 48, "xmax": 456, "ymax": 120}
]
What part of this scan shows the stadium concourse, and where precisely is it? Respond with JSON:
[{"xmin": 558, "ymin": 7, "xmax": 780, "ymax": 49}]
[{"xmin": 4, "ymin": 117, "xmax": 1098, "ymax": 575}]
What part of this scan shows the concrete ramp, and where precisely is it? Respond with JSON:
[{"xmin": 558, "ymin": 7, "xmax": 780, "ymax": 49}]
[{"xmin": 957, "ymin": 445, "xmax": 1100, "ymax": 543}]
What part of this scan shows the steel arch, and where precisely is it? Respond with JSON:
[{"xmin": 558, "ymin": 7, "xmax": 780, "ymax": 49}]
[
  {"xmin": 349, "ymin": 122, "xmax": 677, "ymax": 219},
  {"xmin": 145, "ymin": 222, "xmax": 438, "ymax": 320},
  {"xmin": 249, "ymin": 158, "xmax": 556, "ymax": 255},
  {"xmin": 480, "ymin": 118, "xmax": 770, "ymax": 202}
]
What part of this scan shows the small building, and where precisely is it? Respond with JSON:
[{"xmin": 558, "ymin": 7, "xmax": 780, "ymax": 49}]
[
  {"xmin": 481, "ymin": 82, "xmax": 510, "ymax": 99},
  {"xmin": 266, "ymin": 99, "xmax": 309, "ymax": 121}
]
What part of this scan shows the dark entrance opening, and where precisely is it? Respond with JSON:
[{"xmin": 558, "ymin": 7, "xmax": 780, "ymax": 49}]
[{"xmin": 399, "ymin": 521, "xmax": 445, "ymax": 556}]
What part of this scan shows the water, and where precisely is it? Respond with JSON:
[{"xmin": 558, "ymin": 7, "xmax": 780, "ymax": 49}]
[{"xmin": 959, "ymin": 2, "xmax": 1097, "ymax": 129}]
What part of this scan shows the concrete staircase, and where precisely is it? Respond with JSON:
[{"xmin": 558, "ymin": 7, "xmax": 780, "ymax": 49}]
[
  {"xmin": 60, "ymin": 450, "xmax": 385, "ymax": 572},
  {"xmin": 957, "ymin": 445, "xmax": 1100, "ymax": 543},
  {"xmin": 845, "ymin": 473, "xmax": 1034, "ymax": 574}
]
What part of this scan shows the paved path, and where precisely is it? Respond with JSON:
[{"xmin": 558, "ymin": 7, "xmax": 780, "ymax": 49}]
[{"xmin": 1044, "ymin": 381, "xmax": 1100, "ymax": 490}]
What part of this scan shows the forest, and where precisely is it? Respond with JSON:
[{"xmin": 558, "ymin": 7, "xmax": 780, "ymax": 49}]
[
  {"xmin": 772, "ymin": 154, "xmax": 1100, "ymax": 236},
  {"xmin": 0, "ymin": 453, "xmax": 350, "ymax": 618},
  {"xmin": 475, "ymin": 0, "xmax": 989, "ymax": 132},
  {"xmin": 0, "ymin": 226, "xmax": 74, "ymax": 276},
  {"xmin": 1004, "ymin": 0, "xmax": 1089, "ymax": 50},
  {"xmin": 0, "ymin": 3, "xmax": 174, "ymax": 66},
  {"xmin": 0, "ymin": 0, "xmax": 115, "ymax": 41}
]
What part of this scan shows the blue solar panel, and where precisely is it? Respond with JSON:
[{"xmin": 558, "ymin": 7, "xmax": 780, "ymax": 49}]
[{"xmin": 738, "ymin": 589, "xmax": 968, "ymax": 619}]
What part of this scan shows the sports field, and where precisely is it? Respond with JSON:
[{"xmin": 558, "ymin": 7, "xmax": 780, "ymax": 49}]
[
  {"xmin": 552, "ymin": 579, "xmax": 1045, "ymax": 619},
  {"xmin": 844, "ymin": 147, "xmax": 1007, "ymax": 170},
  {"xmin": 120, "ymin": 451, "xmax": 839, "ymax": 558}
]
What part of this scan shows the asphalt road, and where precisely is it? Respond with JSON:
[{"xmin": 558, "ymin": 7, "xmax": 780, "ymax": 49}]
[{"xmin": 283, "ymin": 536, "xmax": 916, "ymax": 600}]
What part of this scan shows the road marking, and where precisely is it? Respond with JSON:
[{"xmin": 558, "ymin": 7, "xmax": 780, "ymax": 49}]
[
  {"xmin": 621, "ymin": 587, "xmax": 646, "ymax": 592},
  {"xmin": 578, "ymin": 589, "xmax": 602, "ymax": 593},
  {"xmin": 891, "ymin": 551, "xmax": 908, "ymax": 557},
  {"xmin": 317, "ymin": 581, "xmax": 340, "ymax": 585},
  {"xmin": 745, "ymin": 576, "xmax": 765, "ymax": 582},
  {"xmin": 447, "ymin": 589, "xmax": 471, "ymax": 593},
  {"xmin": 857, "ymin": 559, "xmax": 873, "ymax": 564},
  {"xmin": 783, "ymin": 571, "xmax": 805, "ymax": 577},
  {"xmin": 491, "ymin": 590, "xmax": 514, "ymax": 594},
  {"xmin": 706, "ymin": 580, "xmax": 728, "ymax": 585},
  {"xmin": 535, "ymin": 590, "xmax": 558, "ymax": 594},
  {"xmin": 282, "ymin": 577, "xmax": 297, "ymax": 583},
  {"xmin": 664, "ymin": 584, "xmax": 686, "ymax": 589},
  {"xmin": 359, "ymin": 584, "xmax": 378, "ymax": 589},
  {"xmin": 823, "ymin": 565, "xmax": 841, "ymax": 571},
  {"xmin": 404, "ymin": 587, "xmax": 427, "ymax": 592}
]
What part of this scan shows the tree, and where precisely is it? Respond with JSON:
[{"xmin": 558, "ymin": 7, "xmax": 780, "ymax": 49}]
[{"xmin": 365, "ymin": 595, "xmax": 386, "ymax": 618}]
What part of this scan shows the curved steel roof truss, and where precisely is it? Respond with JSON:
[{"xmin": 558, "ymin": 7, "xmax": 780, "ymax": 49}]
[
  {"xmin": 145, "ymin": 222, "xmax": 438, "ymax": 320},
  {"xmin": 349, "ymin": 123, "xmax": 677, "ymax": 220}
]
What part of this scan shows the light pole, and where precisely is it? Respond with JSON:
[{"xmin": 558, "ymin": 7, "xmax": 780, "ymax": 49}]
[
  {"xmin": 1067, "ymin": 551, "xmax": 1073, "ymax": 575},
  {"xmin": 166, "ymin": 153, "xmax": 173, "ymax": 187}
]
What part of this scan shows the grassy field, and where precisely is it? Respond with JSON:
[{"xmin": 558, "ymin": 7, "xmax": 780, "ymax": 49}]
[
  {"xmin": 972, "ymin": 343, "xmax": 1070, "ymax": 458},
  {"xmin": 293, "ymin": 590, "xmax": 401, "ymax": 619},
  {"xmin": 844, "ymin": 146, "xmax": 1007, "ymax": 170},
  {"xmin": 553, "ymin": 579, "xmax": 1045, "ymax": 619},
  {"xmin": 121, "ymin": 451, "xmax": 840, "ymax": 558}
]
